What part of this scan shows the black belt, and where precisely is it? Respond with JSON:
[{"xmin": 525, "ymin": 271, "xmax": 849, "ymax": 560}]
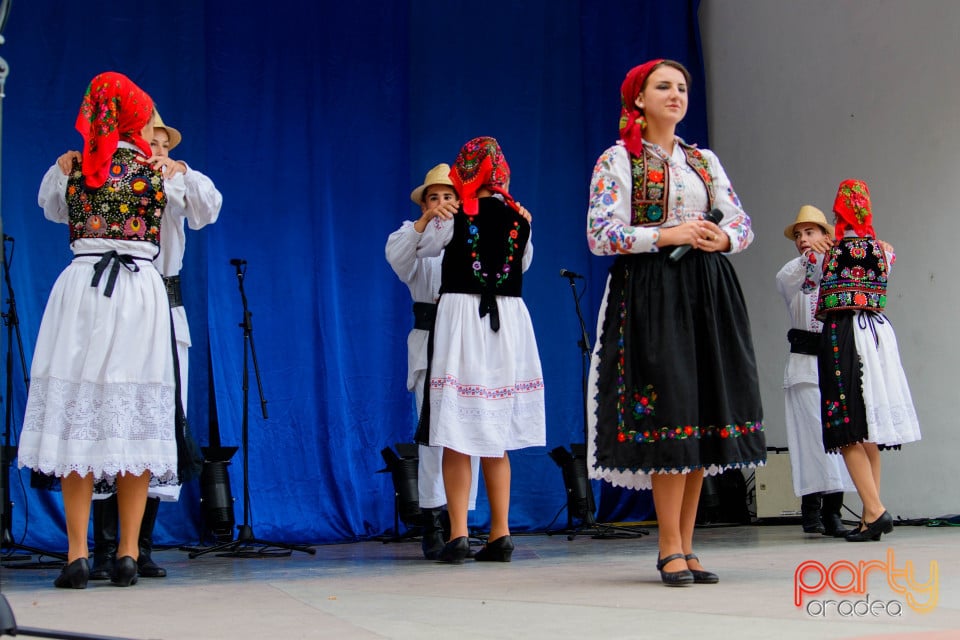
[
  {"xmin": 412, "ymin": 302, "xmax": 437, "ymax": 331},
  {"xmin": 75, "ymin": 251, "xmax": 151, "ymax": 298},
  {"xmin": 163, "ymin": 276, "xmax": 183, "ymax": 308},
  {"xmin": 787, "ymin": 328, "xmax": 820, "ymax": 355}
]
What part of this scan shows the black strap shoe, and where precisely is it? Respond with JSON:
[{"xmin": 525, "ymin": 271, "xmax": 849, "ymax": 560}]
[
  {"xmin": 684, "ymin": 554, "xmax": 719, "ymax": 584},
  {"xmin": 656, "ymin": 553, "xmax": 694, "ymax": 587}
]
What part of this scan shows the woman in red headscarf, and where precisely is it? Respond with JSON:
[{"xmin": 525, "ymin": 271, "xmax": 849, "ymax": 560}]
[
  {"xmin": 813, "ymin": 179, "xmax": 920, "ymax": 542},
  {"xmin": 19, "ymin": 72, "xmax": 191, "ymax": 588},
  {"xmin": 414, "ymin": 136, "xmax": 545, "ymax": 563},
  {"xmin": 586, "ymin": 60, "xmax": 766, "ymax": 586}
]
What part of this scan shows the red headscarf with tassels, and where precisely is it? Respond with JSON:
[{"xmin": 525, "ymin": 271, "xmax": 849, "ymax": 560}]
[
  {"xmin": 619, "ymin": 59, "xmax": 664, "ymax": 157},
  {"xmin": 449, "ymin": 136, "xmax": 518, "ymax": 216},
  {"xmin": 75, "ymin": 72, "xmax": 154, "ymax": 189},
  {"xmin": 832, "ymin": 179, "xmax": 876, "ymax": 240}
]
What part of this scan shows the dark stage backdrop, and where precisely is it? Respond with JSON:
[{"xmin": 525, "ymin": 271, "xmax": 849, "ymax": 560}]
[{"xmin": 0, "ymin": 1, "xmax": 707, "ymax": 549}]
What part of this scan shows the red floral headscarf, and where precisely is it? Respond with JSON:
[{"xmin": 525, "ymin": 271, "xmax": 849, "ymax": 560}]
[
  {"xmin": 449, "ymin": 136, "xmax": 517, "ymax": 215},
  {"xmin": 832, "ymin": 179, "xmax": 875, "ymax": 240},
  {"xmin": 75, "ymin": 72, "xmax": 154, "ymax": 189},
  {"xmin": 619, "ymin": 59, "xmax": 664, "ymax": 157}
]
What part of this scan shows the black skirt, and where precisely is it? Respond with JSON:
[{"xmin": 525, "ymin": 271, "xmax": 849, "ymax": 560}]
[
  {"xmin": 817, "ymin": 312, "xmax": 900, "ymax": 453},
  {"xmin": 592, "ymin": 250, "xmax": 766, "ymax": 475}
]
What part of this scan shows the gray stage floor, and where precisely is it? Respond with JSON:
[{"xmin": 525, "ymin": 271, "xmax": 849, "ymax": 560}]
[{"xmin": 1, "ymin": 524, "xmax": 957, "ymax": 640}]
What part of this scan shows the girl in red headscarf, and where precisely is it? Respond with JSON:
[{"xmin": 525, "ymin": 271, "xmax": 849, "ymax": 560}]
[
  {"xmin": 586, "ymin": 60, "xmax": 765, "ymax": 586},
  {"xmin": 414, "ymin": 136, "xmax": 545, "ymax": 564},
  {"xmin": 19, "ymin": 72, "xmax": 191, "ymax": 589},
  {"xmin": 812, "ymin": 179, "xmax": 920, "ymax": 542}
]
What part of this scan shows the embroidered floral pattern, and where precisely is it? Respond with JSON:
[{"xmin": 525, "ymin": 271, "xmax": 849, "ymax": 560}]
[
  {"xmin": 823, "ymin": 322, "xmax": 850, "ymax": 431},
  {"xmin": 466, "ymin": 217, "xmax": 520, "ymax": 288},
  {"xmin": 618, "ymin": 421, "xmax": 764, "ymax": 445},
  {"xmin": 429, "ymin": 374, "xmax": 545, "ymax": 400},
  {"xmin": 836, "ymin": 180, "xmax": 871, "ymax": 224},
  {"xmin": 818, "ymin": 237, "xmax": 888, "ymax": 315},
  {"xmin": 67, "ymin": 148, "xmax": 164, "ymax": 245},
  {"xmin": 587, "ymin": 150, "xmax": 636, "ymax": 254},
  {"xmin": 630, "ymin": 385, "xmax": 657, "ymax": 421}
]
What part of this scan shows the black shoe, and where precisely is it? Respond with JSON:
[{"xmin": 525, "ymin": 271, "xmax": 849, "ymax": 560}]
[
  {"xmin": 438, "ymin": 537, "xmax": 470, "ymax": 564},
  {"xmin": 800, "ymin": 493, "xmax": 825, "ymax": 534},
  {"xmin": 110, "ymin": 556, "xmax": 139, "ymax": 587},
  {"xmin": 91, "ymin": 495, "xmax": 118, "ymax": 580},
  {"xmin": 89, "ymin": 552, "xmax": 115, "ymax": 580},
  {"xmin": 845, "ymin": 511, "xmax": 893, "ymax": 542},
  {"xmin": 822, "ymin": 513, "xmax": 852, "ymax": 538},
  {"xmin": 54, "ymin": 558, "xmax": 89, "ymax": 589},
  {"xmin": 475, "ymin": 535, "xmax": 514, "ymax": 562},
  {"xmin": 137, "ymin": 552, "xmax": 167, "ymax": 578},
  {"xmin": 684, "ymin": 554, "xmax": 719, "ymax": 584},
  {"xmin": 656, "ymin": 553, "xmax": 694, "ymax": 587},
  {"xmin": 821, "ymin": 492, "xmax": 850, "ymax": 537},
  {"xmin": 420, "ymin": 508, "xmax": 446, "ymax": 560}
]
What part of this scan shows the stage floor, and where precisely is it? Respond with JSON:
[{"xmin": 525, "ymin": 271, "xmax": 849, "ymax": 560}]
[{"xmin": 1, "ymin": 523, "xmax": 957, "ymax": 639}]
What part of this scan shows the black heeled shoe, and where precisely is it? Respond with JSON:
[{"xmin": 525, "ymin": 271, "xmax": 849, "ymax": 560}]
[
  {"xmin": 475, "ymin": 535, "xmax": 514, "ymax": 562},
  {"xmin": 684, "ymin": 554, "xmax": 719, "ymax": 584},
  {"xmin": 438, "ymin": 537, "xmax": 470, "ymax": 564},
  {"xmin": 54, "ymin": 558, "xmax": 89, "ymax": 589},
  {"xmin": 845, "ymin": 511, "xmax": 893, "ymax": 542},
  {"xmin": 110, "ymin": 556, "xmax": 139, "ymax": 586},
  {"xmin": 656, "ymin": 553, "xmax": 694, "ymax": 587}
]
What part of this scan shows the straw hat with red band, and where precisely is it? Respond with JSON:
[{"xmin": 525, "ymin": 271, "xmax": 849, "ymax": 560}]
[
  {"xmin": 448, "ymin": 137, "xmax": 517, "ymax": 216},
  {"xmin": 619, "ymin": 59, "xmax": 664, "ymax": 157},
  {"xmin": 832, "ymin": 179, "xmax": 875, "ymax": 240},
  {"xmin": 152, "ymin": 110, "xmax": 182, "ymax": 151},
  {"xmin": 75, "ymin": 71, "xmax": 154, "ymax": 189}
]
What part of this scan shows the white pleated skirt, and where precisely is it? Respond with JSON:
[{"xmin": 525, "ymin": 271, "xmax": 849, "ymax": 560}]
[
  {"xmin": 427, "ymin": 293, "xmax": 546, "ymax": 457},
  {"xmin": 18, "ymin": 239, "xmax": 178, "ymax": 485},
  {"xmin": 854, "ymin": 316, "xmax": 921, "ymax": 446}
]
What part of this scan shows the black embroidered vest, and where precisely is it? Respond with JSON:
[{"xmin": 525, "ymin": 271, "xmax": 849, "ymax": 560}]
[
  {"xmin": 629, "ymin": 142, "xmax": 716, "ymax": 226},
  {"xmin": 66, "ymin": 147, "xmax": 165, "ymax": 246},
  {"xmin": 816, "ymin": 237, "xmax": 888, "ymax": 319},
  {"xmin": 441, "ymin": 197, "xmax": 529, "ymax": 298}
]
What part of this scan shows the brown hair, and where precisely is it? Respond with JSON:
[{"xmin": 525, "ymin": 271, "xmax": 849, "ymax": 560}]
[{"xmin": 640, "ymin": 59, "xmax": 692, "ymax": 93}]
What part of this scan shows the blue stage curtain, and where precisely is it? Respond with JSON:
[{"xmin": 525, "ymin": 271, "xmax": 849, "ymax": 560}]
[{"xmin": 0, "ymin": 0, "xmax": 703, "ymax": 548}]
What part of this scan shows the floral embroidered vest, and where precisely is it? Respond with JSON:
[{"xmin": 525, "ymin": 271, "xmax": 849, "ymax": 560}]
[
  {"xmin": 629, "ymin": 142, "xmax": 715, "ymax": 226},
  {"xmin": 440, "ymin": 197, "xmax": 529, "ymax": 298},
  {"xmin": 816, "ymin": 237, "xmax": 888, "ymax": 319},
  {"xmin": 66, "ymin": 147, "xmax": 165, "ymax": 246}
]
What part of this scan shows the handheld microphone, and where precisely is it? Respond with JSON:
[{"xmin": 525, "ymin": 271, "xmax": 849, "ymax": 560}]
[
  {"xmin": 668, "ymin": 208, "xmax": 724, "ymax": 262},
  {"xmin": 230, "ymin": 258, "xmax": 247, "ymax": 266},
  {"xmin": 559, "ymin": 268, "xmax": 584, "ymax": 280}
]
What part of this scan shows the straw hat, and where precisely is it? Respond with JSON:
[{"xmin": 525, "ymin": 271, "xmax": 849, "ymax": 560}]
[
  {"xmin": 410, "ymin": 163, "xmax": 455, "ymax": 204},
  {"xmin": 152, "ymin": 110, "xmax": 182, "ymax": 150},
  {"xmin": 783, "ymin": 205, "xmax": 834, "ymax": 240}
]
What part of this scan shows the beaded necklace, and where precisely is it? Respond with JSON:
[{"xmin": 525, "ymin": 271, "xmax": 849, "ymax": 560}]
[{"xmin": 466, "ymin": 216, "xmax": 521, "ymax": 287}]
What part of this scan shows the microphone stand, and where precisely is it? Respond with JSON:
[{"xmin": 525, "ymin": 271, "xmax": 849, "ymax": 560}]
[
  {"xmin": 189, "ymin": 260, "xmax": 314, "ymax": 558},
  {"xmin": 546, "ymin": 271, "xmax": 647, "ymax": 540}
]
